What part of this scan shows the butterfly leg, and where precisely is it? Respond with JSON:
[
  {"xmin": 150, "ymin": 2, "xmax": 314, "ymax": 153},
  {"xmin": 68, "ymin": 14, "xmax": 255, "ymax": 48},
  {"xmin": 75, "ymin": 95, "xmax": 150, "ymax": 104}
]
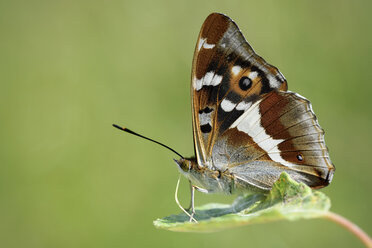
[
  {"xmin": 186, "ymin": 182, "xmax": 210, "ymax": 222},
  {"xmin": 174, "ymin": 176, "xmax": 198, "ymax": 223},
  {"xmin": 188, "ymin": 183, "xmax": 196, "ymax": 222},
  {"xmin": 186, "ymin": 183, "xmax": 209, "ymax": 209},
  {"xmin": 185, "ymin": 181, "xmax": 194, "ymax": 211},
  {"xmin": 183, "ymin": 181, "xmax": 196, "ymax": 222},
  {"xmin": 194, "ymin": 185, "xmax": 209, "ymax": 194}
]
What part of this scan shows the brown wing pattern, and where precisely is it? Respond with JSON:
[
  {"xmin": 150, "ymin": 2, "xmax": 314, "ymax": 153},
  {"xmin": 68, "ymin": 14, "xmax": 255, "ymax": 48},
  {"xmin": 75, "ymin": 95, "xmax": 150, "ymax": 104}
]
[
  {"xmin": 212, "ymin": 91, "xmax": 334, "ymax": 189},
  {"xmin": 191, "ymin": 13, "xmax": 287, "ymax": 165},
  {"xmin": 190, "ymin": 13, "xmax": 335, "ymax": 189}
]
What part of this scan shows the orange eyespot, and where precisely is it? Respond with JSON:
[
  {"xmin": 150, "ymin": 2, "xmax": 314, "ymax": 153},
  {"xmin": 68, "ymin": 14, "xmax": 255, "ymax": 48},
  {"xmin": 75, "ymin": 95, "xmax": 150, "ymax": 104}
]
[{"xmin": 239, "ymin": 76, "xmax": 252, "ymax": 91}]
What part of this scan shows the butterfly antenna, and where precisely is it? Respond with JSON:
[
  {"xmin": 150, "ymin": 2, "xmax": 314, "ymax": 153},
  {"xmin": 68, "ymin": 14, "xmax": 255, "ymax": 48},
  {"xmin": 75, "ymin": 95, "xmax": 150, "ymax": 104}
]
[{"xmin": 112, "ymin": 124, "xmax": 184, "ymax": 159}]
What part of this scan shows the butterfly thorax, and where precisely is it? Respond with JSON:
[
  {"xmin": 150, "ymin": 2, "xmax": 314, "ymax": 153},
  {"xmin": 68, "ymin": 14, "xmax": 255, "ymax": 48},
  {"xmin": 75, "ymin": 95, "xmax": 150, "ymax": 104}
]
[{"xmin": 175, "ymin": 158, "xmax": 266, "ymax": 194}]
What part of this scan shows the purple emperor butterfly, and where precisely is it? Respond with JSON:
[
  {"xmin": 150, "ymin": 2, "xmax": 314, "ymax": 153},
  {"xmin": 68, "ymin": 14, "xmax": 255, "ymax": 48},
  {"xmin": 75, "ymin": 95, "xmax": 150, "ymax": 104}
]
[{"xmin": 114, "ymin": 13, "xmax": 335, "ymax": 221}]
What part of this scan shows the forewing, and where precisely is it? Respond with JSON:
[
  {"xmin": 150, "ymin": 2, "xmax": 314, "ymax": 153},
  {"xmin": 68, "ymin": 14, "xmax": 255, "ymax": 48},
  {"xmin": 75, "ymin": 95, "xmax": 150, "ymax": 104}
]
[{"xmin": 191, "ymin": 13, "xmax": 287, "ymax": 165}]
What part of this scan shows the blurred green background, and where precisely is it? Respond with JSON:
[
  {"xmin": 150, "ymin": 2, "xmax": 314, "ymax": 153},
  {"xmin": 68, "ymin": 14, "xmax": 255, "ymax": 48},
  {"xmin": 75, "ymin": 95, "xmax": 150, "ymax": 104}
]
[{"xmin": 1, "ymin": 0, "xmax": 371, "ymax": 247}]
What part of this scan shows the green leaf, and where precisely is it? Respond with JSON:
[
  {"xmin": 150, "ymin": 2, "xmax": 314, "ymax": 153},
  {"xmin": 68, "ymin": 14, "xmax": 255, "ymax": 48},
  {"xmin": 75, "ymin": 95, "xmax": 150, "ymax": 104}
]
[{"xmin": 153, "ymin": 172, "xmax": 331, "ymax": 232}]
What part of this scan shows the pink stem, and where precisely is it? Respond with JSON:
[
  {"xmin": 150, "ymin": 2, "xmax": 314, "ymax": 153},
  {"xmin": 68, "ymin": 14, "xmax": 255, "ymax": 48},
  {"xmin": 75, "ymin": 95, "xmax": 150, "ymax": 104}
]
[{"xmin": 324, "ymin": 212, "xmax": 372, "ymax": 248}]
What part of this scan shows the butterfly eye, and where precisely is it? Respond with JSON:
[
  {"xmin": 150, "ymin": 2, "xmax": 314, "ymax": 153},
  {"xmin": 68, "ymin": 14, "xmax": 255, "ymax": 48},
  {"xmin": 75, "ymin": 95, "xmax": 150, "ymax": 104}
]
[
  {"xmin": 239, "ymin": 76, "xmax": 252, "ymax": 91},
  {"xmin": 296, "ymin": 154, "xmax": 304, "ymax": 161}
]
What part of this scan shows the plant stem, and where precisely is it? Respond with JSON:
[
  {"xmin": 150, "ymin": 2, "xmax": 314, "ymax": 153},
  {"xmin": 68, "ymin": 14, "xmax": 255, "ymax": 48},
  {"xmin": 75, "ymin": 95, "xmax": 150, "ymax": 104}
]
[{"xmin": 324, "ymin": 211, "xmax": 372, "ymax": 248}]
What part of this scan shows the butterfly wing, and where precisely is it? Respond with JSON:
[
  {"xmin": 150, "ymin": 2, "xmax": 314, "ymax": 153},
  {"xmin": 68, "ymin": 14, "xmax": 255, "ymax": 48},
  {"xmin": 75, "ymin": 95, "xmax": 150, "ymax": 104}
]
[
  {"xmin": 191, "ymin": 13, "xmax": 287, "ymax": 165},
  {"xmin": 214, "ymin": 91, "xmax": 334, "ymax": 190},
  {"xmin": 191, "ymin": 13, "xmax": 334, "ymax": 189}
]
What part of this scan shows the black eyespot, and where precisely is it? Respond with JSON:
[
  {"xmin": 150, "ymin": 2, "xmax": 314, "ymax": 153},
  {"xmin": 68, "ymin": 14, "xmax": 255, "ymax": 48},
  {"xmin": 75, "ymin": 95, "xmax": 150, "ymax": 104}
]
[
  {"xmin": 297, "ymin": 154, "xmax": 303, "ymax": 161},
  {"xmin": 239, "ymin": 76, "xmax": 252, "ymax": 91},
  {"xmin": 199, "ymin": 106, "xmax": 213, "ymax": 114},
  {"xmin": 200, "ymin": 123, "xmax": 212, "ymax": 133}
]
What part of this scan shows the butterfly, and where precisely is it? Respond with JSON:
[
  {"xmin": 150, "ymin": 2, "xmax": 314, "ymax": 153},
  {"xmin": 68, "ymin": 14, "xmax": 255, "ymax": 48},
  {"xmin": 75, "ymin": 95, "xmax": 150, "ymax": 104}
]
[{"xmin": 114, "ymin": 13, "xmax": 335, "ymax": 222}]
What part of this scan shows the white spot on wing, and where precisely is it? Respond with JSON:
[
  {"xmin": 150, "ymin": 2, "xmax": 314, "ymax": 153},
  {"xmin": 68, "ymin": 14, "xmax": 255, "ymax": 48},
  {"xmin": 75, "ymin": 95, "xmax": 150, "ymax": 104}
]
[
  {"xmin": 193, "ymin": 76, "xmax": 203, "ymax": 91},
  {"xmin": 231, "ymin": 66, "xmax": 242, "ymax": 76},
  {"xmin": 230, "ymin": 99, "xmax": 297, "ymax": 168},
  {"xmin": 193, "ymin": 71, "xmax": 223, "ymax": 91},
  {"xmin": 221, "ymin": 99, "xmax": 235, "ymax": 112},
  {"xmin": 236, "ymin": 101, "xmax": 252, "ymax": 111},
  {"xmin": 197, "ymin": 38, "xmax": 215, "ymax": 51},
  {"xmin": 199, "ymin": 112, "xmax": 212, "ymax": 126},
  {"xmin": 268, "ymin": 75, "xmax": 280, "ymax": 88},
  {"xmin": 197, "ymin": 38, "xmax": 205, "ymax": 51},
  {"xmin": 202, "ymin": 72, "xmax": 214, "ymax": 86},
  {"xmin": 211, "ymin": 74, "xmax": 223, "ymax": 86},
  {"xmin": 204, "ymin": 43, "xmax": 215, "ymax": 49},
  {"xmin": 248, "ymin": 71, "xmax": 258, "ymax": 80}
]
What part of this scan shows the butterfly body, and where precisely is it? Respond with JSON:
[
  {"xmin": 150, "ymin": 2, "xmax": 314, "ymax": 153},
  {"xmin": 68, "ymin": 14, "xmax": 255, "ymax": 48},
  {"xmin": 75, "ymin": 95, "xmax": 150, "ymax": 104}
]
[
  {"xmin": 176, "ymin": 13, "xmax": 335, "ymax": 194},
  {"xmin": 176, "ymin": 158, "xmax": 268, "ymax": 194}
]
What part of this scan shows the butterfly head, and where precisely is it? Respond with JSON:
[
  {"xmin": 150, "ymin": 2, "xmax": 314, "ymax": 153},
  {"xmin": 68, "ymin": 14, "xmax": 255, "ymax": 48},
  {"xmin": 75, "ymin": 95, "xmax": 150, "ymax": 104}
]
[
  {"xmin": 173, "ymin": 158, "xmax": 196, "ymax": 172},
  {"xmin": 174, "ymin": 157, "xmax": 236, "ymax": 194}
]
